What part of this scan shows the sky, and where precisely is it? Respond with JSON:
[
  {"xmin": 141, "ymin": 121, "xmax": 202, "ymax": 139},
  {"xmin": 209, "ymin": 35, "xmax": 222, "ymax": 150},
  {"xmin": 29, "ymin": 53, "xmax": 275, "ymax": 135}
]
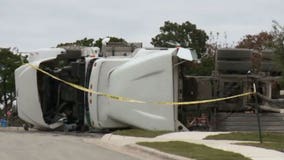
[{"xmin": 0, "ymin": 0, "xmax": 283, "ymax": 51}]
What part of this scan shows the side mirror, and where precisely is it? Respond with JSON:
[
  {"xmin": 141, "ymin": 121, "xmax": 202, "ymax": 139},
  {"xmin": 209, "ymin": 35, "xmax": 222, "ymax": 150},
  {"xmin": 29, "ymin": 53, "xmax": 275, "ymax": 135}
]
[{"xmin": 177, "ymin": 48, "xmax": 197, "ymax": 61}]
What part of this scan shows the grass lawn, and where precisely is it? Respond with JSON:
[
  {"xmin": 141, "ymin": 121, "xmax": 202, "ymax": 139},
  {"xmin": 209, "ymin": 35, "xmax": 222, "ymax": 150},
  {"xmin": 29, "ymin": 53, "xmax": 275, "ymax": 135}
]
[
  {"xmin": 205, "ymin": 132, "xmax": 284, "ymax": 152},
  {"xmin": 112, "ymin": 129, "xmax": 170, "ymax": 138},
  {"xmin": 138, "ymin": 141, "xmax": 252, "ymax": 160}
]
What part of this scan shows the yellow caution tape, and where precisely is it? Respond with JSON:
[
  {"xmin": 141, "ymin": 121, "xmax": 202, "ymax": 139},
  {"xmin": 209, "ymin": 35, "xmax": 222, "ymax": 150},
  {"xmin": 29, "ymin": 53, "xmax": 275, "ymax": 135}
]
[
  {"xmin": 28, "ymin": 63, "xmax": 256, "ymax": 106},
  {"xmin": 28, "ymin": 64, "xmax": 146, "ymax": 104},
  {"xmin": 157, "ymin": 92, "xmax": 255, "ymax": 105}
]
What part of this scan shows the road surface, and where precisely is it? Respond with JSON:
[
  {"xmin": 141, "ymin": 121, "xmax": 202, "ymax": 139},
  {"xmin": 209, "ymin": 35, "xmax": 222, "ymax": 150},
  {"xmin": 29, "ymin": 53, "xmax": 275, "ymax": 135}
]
[{"xmin": 0, "ymin": 130, "xmax": 139, "ymax": 160}]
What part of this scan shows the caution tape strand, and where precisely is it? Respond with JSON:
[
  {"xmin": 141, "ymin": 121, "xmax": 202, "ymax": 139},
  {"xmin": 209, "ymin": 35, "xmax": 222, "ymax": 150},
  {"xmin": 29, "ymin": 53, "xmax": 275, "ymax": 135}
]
[{"xmin": 28, "ymin": 63, "xmax": 256, "ymax": 106}]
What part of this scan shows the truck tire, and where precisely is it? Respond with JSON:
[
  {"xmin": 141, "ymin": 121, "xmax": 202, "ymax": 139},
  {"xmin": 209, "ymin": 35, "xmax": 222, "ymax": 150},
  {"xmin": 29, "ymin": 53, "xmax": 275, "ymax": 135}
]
[
  {"xmin": 217, "ymin": 48, "xmax": 252, "ymax": 61},
  {"xmin": 23, "ymin": 124, "xmax": 29, "ymax": 131},
  {"xmin": 217, "ymin": 60, "xmax": 252, "ymax": 74},
  {"xmin": 57, "ymin": 49, "xmax": 82, "ymax": 60},
  {"xmin": 261, "ymin": 61, "xmax": 281, "ymax": 72},
  {"xmin": 261, "ymin": 49, "xmax": 274, "ymax": 60}
]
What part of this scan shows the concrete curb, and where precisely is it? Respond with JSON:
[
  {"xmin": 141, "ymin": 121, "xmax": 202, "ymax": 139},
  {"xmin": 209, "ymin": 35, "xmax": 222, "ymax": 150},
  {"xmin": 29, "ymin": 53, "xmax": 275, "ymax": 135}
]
[
  {"xmin": 0, "ymin": 126, "xmax": 30, "ymax": 132},
  {"xmin": 101, "ymin": 134, "xmax": 193, "ymax": 159},
  {"xmin": 101, "ymin": 132, "xmax": 284, "ymax": 160},
  {"xmin": 126, "ymin": 144, "xmax": 193, "ymax": 160}
]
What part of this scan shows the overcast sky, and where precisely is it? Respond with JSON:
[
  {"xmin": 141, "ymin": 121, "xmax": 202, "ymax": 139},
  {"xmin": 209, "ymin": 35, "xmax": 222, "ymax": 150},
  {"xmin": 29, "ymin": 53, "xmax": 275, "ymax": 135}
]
[{"xmin": 0, "ymin": 0, "xmax": 283, "ymax": 51}]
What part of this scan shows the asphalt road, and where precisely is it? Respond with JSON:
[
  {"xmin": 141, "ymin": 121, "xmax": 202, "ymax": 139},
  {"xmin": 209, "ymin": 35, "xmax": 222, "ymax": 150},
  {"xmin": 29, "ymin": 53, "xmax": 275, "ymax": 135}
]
[{"xmin": 0, "ymin": 131, "xmax": 139, "ymax": 160}]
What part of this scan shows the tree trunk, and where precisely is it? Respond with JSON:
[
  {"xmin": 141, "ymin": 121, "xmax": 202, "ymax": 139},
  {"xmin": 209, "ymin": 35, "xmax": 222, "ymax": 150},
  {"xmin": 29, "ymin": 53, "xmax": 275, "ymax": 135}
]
[{"xmin": 2, "ymin": 76, "xmax": 8, "ymax": 118}]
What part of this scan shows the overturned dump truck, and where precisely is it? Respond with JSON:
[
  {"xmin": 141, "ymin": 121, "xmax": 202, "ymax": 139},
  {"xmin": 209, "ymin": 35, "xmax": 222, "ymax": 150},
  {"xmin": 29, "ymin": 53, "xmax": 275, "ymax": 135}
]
[
  {"xmin": 15, "ymin": 47, "xmax": 198, "ymax": 131},
  {"xmin": 16, "ymin": 45, "xmax": 284, "ymax": 132}
]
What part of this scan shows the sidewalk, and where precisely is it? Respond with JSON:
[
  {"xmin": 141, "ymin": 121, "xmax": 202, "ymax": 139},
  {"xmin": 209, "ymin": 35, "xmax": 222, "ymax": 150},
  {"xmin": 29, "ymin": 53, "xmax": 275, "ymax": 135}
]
[{"xmin": 101, "ymin": 132, "xmax": 284, "ymax": 160}]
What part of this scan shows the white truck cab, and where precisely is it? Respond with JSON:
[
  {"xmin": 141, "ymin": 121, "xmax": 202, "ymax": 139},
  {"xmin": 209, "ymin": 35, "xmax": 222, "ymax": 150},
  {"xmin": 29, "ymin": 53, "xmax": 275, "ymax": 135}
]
[{"xmin": 15, "ymin": 47, "xmax": 197, "ymax": 131}]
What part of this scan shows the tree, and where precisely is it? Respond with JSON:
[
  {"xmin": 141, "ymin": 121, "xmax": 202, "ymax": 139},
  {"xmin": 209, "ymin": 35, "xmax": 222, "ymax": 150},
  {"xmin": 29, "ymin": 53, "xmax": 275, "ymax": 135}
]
[
  {"xmin": 151, "ymin": 21, "xmax": 209, "ymax": 57},
  {"xmin": 57, "ymin": 37, "xmax": 126, "ymax": 49},
  {"xmin": 0, "ymin": 48, "xmax": 24, "ymax": 117},
  {"xmin": 271, "ymin": 21, "xmax": 284, "ymax": 85},
  {"xmin": 184, "ymin": 32, "xmax": 230, "ymax": 76},
  {"xmin": 183, "ymin": 55, "xmax": 214, "ymax": 76},
  {"xmin": 236, "ymin": 32, "xmax": 274, "ymax": 51},
  {"xmin": 57, "ymin": 37, "xmax": 96, "ymax": 47}
]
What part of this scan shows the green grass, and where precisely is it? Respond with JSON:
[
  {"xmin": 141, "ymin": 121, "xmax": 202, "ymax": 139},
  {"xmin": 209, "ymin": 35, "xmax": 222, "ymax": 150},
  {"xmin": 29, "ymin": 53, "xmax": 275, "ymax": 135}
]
[
  {"xmin": 138, "ymin": 141, "xmax": 251, "ymax": 160},
  {"xmin": 205, "ymin": 132, "xmax": 284, "ymax": 152},
  {"xmin": 112, "ymin": 129, "xmax": 170, "ymax": 138}
]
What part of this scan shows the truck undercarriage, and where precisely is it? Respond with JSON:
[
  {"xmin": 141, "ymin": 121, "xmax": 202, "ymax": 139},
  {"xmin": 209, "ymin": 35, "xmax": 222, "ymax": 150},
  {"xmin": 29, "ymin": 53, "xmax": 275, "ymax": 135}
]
[
  {"xmin": 177, "ymin": 49, "xmax": 284, "ymax": 131},
  {"xmin": 37, "ymin": 50, "xmax": 86, "ymax": 130}
]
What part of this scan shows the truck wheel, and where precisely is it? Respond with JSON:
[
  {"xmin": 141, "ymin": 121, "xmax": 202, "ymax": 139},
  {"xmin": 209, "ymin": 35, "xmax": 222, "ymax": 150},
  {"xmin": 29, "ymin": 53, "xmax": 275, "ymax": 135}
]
[
  {"xmin": 23, "ymin": 124, "xmax": 29, "ymax": 131},
  {"xmin": 217, "ymin": 60, "xmax": 252, "ymax": 74},
  {"xmin": 261, "ymin": 61, "xmax": 281, "ymax": 72},
  {"xmin": 261, "ymin": 49, "xmax": 274, "ymax": 60},
  {"xmin": 217, "ymin": 48, "xmax": 252, "ymax": 61}
]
